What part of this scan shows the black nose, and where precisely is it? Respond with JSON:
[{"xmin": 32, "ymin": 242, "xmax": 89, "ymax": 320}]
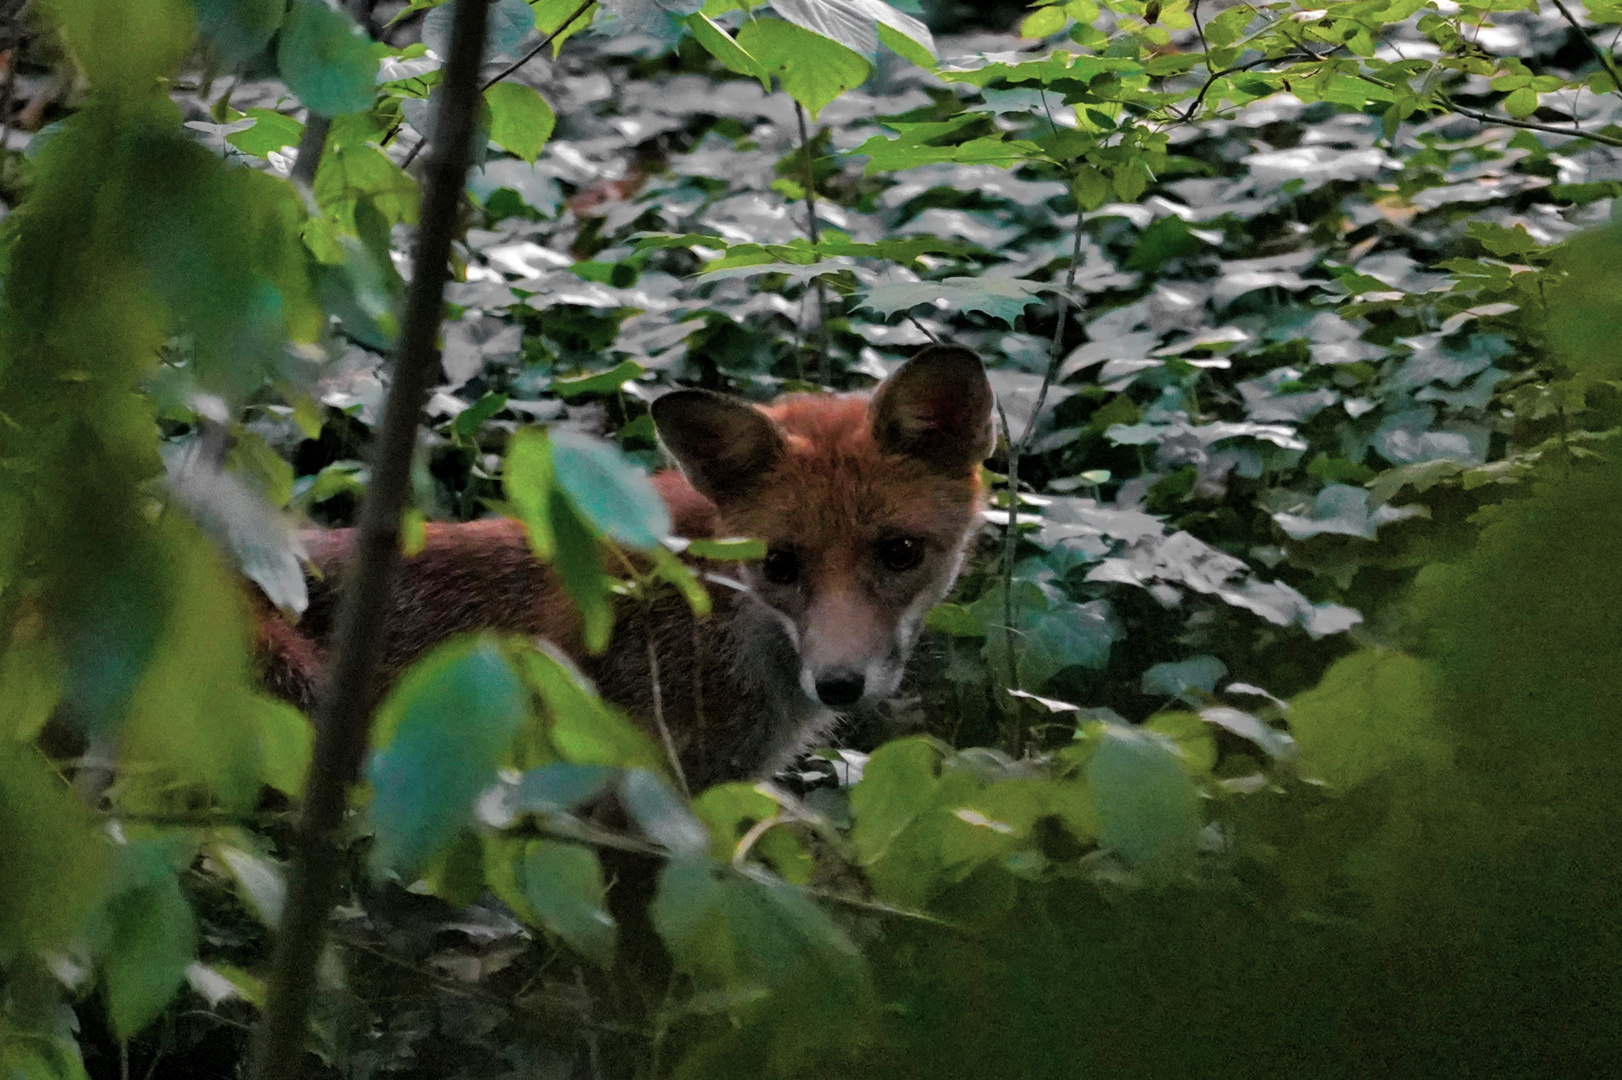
[{"xmin": 814, "ymin": 671, "xmax": 865, "ymax": 708}]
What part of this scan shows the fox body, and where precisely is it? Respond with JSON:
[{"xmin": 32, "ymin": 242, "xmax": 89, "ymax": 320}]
[{"xmin": 259, "ymin": 345, "xmax": 994, "ymax": 787}]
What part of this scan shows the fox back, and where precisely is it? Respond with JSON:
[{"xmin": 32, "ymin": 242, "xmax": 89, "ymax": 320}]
[{"xmin": 259, "ymin": 345, "xmax": 993, "ymax": 787}]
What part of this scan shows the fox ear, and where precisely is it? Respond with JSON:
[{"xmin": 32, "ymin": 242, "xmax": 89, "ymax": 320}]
[
  {"xmin": 651, "ymin": 389, "xmax": 787, "ymax": 502},
  {"xmin": 869, "ymin": 345, "xmax": 995, "ymax": 475}
]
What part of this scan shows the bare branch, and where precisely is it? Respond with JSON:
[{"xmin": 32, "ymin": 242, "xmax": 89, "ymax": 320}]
[{"xmin": 246, "ymin": 1, "xmax": 491, "ymax": 1077}]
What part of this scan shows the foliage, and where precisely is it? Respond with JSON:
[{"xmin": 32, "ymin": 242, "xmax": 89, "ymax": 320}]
[{"xmin": 0, "ymin": 0, "xmax": 1619, "ymax": 1077}]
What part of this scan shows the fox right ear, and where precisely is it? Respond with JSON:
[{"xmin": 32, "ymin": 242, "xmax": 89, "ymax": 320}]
[
  {"xmin": 869, "ymin": 345, "xmax": 995, "ymax": 475},
  {"xmin": 651, "ymin": 390, "xmax": 787, "ymax": 502}
]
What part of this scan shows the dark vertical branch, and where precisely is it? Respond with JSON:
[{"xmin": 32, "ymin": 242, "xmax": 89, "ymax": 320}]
[
  {"xmin": 1000, "ymin": 218, "xmax": 1085, "ymax": 759},
  {"xmin": 245, "ymin": 0, "xmax": 490, "ymax": 1077}
]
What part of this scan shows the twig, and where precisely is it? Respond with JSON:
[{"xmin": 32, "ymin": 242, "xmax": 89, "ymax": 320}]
[
  {"xmin": 795, "ymin": 101, "xmax": 833, "ymax": 383},
  {"xmin": 904, "ymin": 313, "xmax": 941, "ymax": 344},
  {"xmin": 482, "ymin": 0, "xmax": 596, "ymax": 93},
  {"xmin": 1549, "ymin": 0, "xmax": 1622, "ymax": 91},
  {"xmin": 245, "ymin": 1, "xmax": 492, "ymax": 1078},
  {"xmin": 999, "ymin": 218, "xmax": 1085, "ymax": 760},
  {"xmin": 1442, "ymin": 96, "xmax": 1622, "ymax": 147},
  {"xmin": 399, "ymin": 0, "xmax": 596, "ymax": 170},
  {"xmin": 645, "ymin": 636, "xmax": 690, "ymax": 799}
]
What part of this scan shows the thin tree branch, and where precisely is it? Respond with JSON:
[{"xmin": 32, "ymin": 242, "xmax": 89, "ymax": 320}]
[
  {"xmin": 399, "ymin": 0, "xmax": 596, "ymax": 170},
  {"xmin": 245, "ymin": 1, "xmax": 491, "ymax": 1077},
  {"xmin": 1549, "ymin": 0, "xmax": 1622, "ymax": 91},
  {"xmin": 794, "ymin": 101, "xmax": 833, "ymax": 382},
  {"xmin": 482, "ymin": 0, "xmax": 596, "ymax": 93},
  {"xmin": 1000, "ymin": 219, "xmax": 1085, "ymax": 760},
  {"xmin": 1443, "ymin": 96, "xmax": 1622, "ymax": 147}
]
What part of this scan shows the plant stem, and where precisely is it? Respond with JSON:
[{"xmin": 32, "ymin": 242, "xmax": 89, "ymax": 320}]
[
  {"xmin": 399, "ymin": 0, "xmax": 596, "ymax": 170},
  {"xmin": 795, "ymin": 101, "xmax": 832, "ymax": 383},
  {"xmin": 999, "ymin": 218, "xmax": 1085, "ymax": 759},
  {"xmin": 1549, "ymin": 0, "xmax": 1622, "ymax": 91},
  {"xmin": 244, "ymin": 0, "xmax": 490, "ymax": 1077}
]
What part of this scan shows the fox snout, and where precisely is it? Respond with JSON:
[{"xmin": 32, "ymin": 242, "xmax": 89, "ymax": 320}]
[{"xmin": 796, "ymin": 585, "xmax": 908, "ymax": 708}]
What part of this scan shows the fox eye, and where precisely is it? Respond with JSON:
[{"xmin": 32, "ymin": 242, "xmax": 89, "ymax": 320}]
[
  {"xmin": 877, "ymin": 536, "xmax": 926, "ymax": 573},
  {"xmin": 762, "ymin": 546, "xmax": 800, "ymax": 585}
]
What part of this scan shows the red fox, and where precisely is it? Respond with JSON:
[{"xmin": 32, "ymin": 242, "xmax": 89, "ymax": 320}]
[{"xmin": 258, "ymin": 345, "xmax": 994, "ymax": 787}]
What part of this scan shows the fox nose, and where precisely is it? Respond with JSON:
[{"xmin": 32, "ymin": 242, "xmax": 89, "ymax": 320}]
[{"xmin": 814, "ymin": 670, "xmax": 865, "ymax": 708}]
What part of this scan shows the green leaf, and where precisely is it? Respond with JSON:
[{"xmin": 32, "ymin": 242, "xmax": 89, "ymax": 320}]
[
  {"xmin": 858, "ymin": 276, "xmax": 1050, "ymax": 326},
  {"xmin": 650, "ymin": 857, "xmax": 873, "ymax": 1052},
  {"xmin": 1020, "ymin": 5, "xmax": 1068, "ymax": 37},
  {"xmin": 504, "ymin": 428, "xmax": 556, "ymax": 559},
  {"xmin": 101, "ymin": 845, "xmax": 198, "ymax": 1039},
  {"xmin": 278, "ymin": 0, "xmax": 378, "ymax": 118},
  {"xmin": 735, "ymin": 18, "xmax": 871, "ymax": 120},
  {"xmin": 1503, "ymin": 85, "xmax": 1538, "ymax": 117},
  {"xmin": 225, "ymin": 108, "xmax": 305, "ymax": 158},
  {"xmin": 552, "ymin": 358, "xmax": 645, "ymax": 399},
  {"xmin": 1085, "ymin": 724, "xmax": 1201, "ymax": 877},
  {"xmin": 531, "ymin": 0, "xmax": 599, "ymax": 54},
  {"xmin": 50, "ymin": 0, "xmax": 194, "ymax": 88},
  {"xmin": 693, "ymin": 783, "xmax": 814, "ymax": 883},
  {"xmin": 517, "ymin": 645, "xmax": 667, "ymax": 770},
  {"xmin": 0, "ymin": 745, "xmax": 110, "ymax": 955},
  {"xmin": 520, "ymin": 839, "xmax": 616, "ymax": 964},
  {"xmin": 196, "ymin": 0, "xmax": 283, "ymax": 67},
  {"xmin": 211, "ymin": 842, "xmax": 286, "ymax": 927},
  {"xmin": 767, "ymin": 0, "xmax": 935, "ymax": 62},
  {"xmin": 1287, "ymin": 650, "xmax": 1452, "ymax": 789},
  {"xmin": 549, "ymin": 492, "xmax": 615, "ymax": 652},
  {"xmin": 1143, "ymin": 711, "xmax": 1217, "ymax": 774},
  {"xmin": 515, "ymin": 762, "xmax": 619, "ymax": 812},
  {"xmin": 622, "ymin": 768, "xmax": 710, "ymax": 854},
  {"xmin": 925, "ymin": 602, "xmax": 986, "ymax": 637},
  {"xmin": 1071, "ymin": 163, "xmax": 1109, "ymax": 210},
  {"xmin": 367, "ymin": 636, "xmax": 530, "ymax": 878},
  {"xmin": 451, "ymin": 391, "xmax": 508, "ymax": 439},
  {"xmin": 549, "ymin": 428, "xmax": 671, "ymax": 548},
  {"xmin": 688, "ymin": 12, "xmax": 770, "ymax": 87},
  {"xmin": 485, "ymin": 82, "xmax": 556, "ymax": 163},
  {"xmin": 252, "ymin": 697, "xmax": 313, "ymax": 797}
]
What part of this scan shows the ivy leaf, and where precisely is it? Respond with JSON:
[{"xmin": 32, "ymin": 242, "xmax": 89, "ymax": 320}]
[
  {"xmin": 858, "ymin": 277, "xmax": 1050, "ymax": 326},
  {"xmin": 485, "ymin": 83, "xmax": 556, "ymax": 163},
  {"xmin": 367, "ymin": 637, "xmax": 530, "ymax": 878},
  {"xmin": 277, "ymin": 0, "xmax": 378, "ymax": 118},
  {"xmin": 552, "ymin": 358, "xmax": 645, "ymax": 399},
  {"xmin": 736, "ymin": 18, "xmax": 871, "ymax": 119}
]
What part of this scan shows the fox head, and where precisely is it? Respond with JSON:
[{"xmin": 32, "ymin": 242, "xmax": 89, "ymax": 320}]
[{"xmin": 652, "ymin": 346, "xmax": 994, "ymax": 710}]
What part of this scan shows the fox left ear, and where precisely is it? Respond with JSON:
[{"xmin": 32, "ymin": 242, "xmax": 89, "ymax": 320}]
[{"xmin": 869, "ymin": 345, "xmax": 995, "ymax": 475}]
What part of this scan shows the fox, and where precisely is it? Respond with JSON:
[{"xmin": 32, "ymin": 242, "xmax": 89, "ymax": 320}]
[{"xmin": 258, "ymin": 344, "xmax": 995, "ymax": 788}]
